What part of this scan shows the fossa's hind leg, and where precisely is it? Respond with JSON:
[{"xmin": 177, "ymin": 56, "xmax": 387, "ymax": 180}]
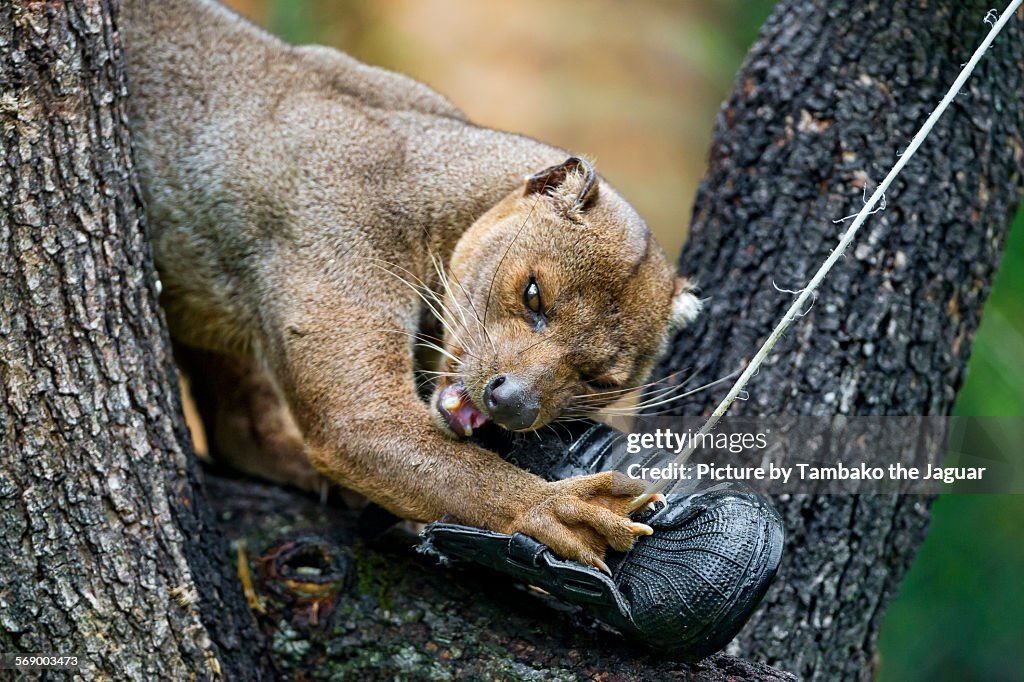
[{"xmin": 176, "ymin": 345, "xmax": 325, "ymax": 493}]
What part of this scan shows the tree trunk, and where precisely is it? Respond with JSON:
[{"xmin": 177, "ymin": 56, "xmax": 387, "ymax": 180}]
[
  {"xmin": 0, "ymin": 2, "xmax": 268, "ymax": 678},
  {"xmin": 655, "ymin": 1, "xmax": 1024, "ymax": 679}
]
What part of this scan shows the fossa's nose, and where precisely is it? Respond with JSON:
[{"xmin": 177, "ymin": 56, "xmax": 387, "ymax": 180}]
[{"xmin": 484, "ymin": 375, "xmax": 539, "ymax": 431}]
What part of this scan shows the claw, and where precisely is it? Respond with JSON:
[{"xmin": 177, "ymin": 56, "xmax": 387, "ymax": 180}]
[
  {"xmin": 593, "ymin": 557, "xmax": 611, "ymax": 576},
  {"xmin": 628, "ymin": 522, "xmax": 654, "ymax": 536},
  {"xmin": 627, "ymin": 491, "xmax": 666, "ymax": 514}
]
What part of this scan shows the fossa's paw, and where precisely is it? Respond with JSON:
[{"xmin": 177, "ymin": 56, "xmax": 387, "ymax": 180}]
[{"xmin": 508, "ymin": 472, "xmax": 653, "ymax": 572}]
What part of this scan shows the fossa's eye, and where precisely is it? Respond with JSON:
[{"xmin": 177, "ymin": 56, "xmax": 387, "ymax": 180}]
[
  {"xmin": 523, "ymin": 277, "xmax": 542, "ymax": 314},
  {"xmin": 581, "ymin": 374, "xmax": 617, "ymax": 392}
]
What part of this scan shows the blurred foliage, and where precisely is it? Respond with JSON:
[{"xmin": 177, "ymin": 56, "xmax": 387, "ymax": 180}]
[
  {"xmin": 877, "ymin": 497, "xmax": 1024, "ymax": 681},
  {"xmin": 226, "ymin": 1, "xmax": 1022, "ymax": 679},
  {"xmin": 952, "ymin": 210, "xmax": 1024, "ymax": 417}
]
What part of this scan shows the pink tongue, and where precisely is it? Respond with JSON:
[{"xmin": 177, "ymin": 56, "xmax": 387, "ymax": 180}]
[{"xmin": 439, "ymin": 383, "xmax": 489, "ymax": 437}]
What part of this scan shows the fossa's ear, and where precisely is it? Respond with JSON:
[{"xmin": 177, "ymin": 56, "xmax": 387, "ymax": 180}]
[
  {"xmin": 670, "ymin": 277, "xmax": 702, "ymax": 330},
  {"xmin": 525, "ymin": 156, "xmax": 599, "ymax": 217}
]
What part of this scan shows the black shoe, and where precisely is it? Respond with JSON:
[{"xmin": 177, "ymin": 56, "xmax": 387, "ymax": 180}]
[{"xmin": 418, "ymin": 421, "xmax": 784, "ymax": 661}]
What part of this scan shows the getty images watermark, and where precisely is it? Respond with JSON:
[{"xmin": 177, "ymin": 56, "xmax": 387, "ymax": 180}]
[{"xmin": 613, "ymin": 416, "xmax": 1022, "ymax": 495}]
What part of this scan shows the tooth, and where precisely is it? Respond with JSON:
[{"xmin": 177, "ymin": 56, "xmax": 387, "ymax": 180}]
[
  {"xmin": 442, "ymin": 394, "xmax": 462, "ymax": 410},
  {"xmin": 463, "ymin": 425, "xmax": 473, "ymax": 437}
]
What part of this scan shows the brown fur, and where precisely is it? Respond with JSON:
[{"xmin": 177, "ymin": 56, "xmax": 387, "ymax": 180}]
[{"xmin": 118, "ymin": 0, "xmax": 701, "ymax": 568}]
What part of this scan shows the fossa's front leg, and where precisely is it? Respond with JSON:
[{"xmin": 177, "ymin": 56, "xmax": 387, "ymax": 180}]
[{"xmin": 264, "ymin": 297, "xmax": 651, "ymax": 569}]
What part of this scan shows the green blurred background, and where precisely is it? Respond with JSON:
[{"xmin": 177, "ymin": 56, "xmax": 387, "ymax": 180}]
[{"xmin": 221, "ymin": 1, "xmax": 1023, "ymax": 678}]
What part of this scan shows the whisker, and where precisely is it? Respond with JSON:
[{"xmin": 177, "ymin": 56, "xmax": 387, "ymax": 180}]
[
  {"xmin": 590, "ymin": 364, "xmax": 709, "ymax": 399},
  {"xmin": 369, "ymin": 326, "xmax": 478, "ymax": 363},
  {"xmin": 361, "ymin": 257, "xmax": 473, "ymax": 346},
  {"xmin": 483, "ymin": 198, "xmax": 538, "ymax": 327},
  {"xmin": 539, "ymin": 420, "xmax": 576, "ymax": 442},
  {"xmin": 405, "ymin": 226, "xmax": 492, "ymax": 353},
  {"xmin": 376, "ymin": 266, "xmax": 469, "ymax": 347},
  {"xmin": 569, "ymin": 369, "xmax": 695, "ymax": 404},
  {"xmin": 517, "ymin": 330, "xmax": 560, "ymax": 358},
  {"xmin": 415, "ymin": 375, "xmax": 439, "ymax": 392},
  {"xmin": 552, "ymin": 413, "xmax": 592, "ymax": 421},
  {"xmin": 569, "ymin": 364, "xmax": 716, "ymax": 408},
  {"xmin": 433, "ymin": 256, "xmax": 497, "ymax": 360},
  {"xmin": 429, "ymin": 254, "xmax": 471, "ymax": 334},
  {"xmin": 415, "ymin": 341, "xmax": 464, "ymax": 366},
  {"xmin": 628, "ymin": 372, "xmax": 737, "ymax": 410},
  {"xmin": 435, "ymin": 255, "xmax": 496, "ymax": 354},
  {"xmin": 575, "ymin": 375, "xmax": 693, "ymax": 409},
  {"xmin": 362, "ymin": 255, "xmax": 491, "ymax": 368},
  {"xmin": 584, "ymin": 373, "xmax": 737, "ymax": 414}
]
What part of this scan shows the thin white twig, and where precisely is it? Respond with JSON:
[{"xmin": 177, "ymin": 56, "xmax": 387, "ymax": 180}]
[{"xmin": 642, "ymin": 0, "xmax": 1023, "ymax": 497}]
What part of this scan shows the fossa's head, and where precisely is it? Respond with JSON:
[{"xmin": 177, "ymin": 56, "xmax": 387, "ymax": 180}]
[{"xmin": 430, "ymin": 157, "xmax": 700, "ymax": 437}]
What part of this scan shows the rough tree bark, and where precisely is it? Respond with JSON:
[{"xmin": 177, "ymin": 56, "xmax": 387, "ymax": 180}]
[
  {"xmin": 0, "ymin": 2, "xmax": 268, "ymax": 678},
  {"xmin": 655, "ymin": 1, "xmax": 1024, "ymax": 680}
]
